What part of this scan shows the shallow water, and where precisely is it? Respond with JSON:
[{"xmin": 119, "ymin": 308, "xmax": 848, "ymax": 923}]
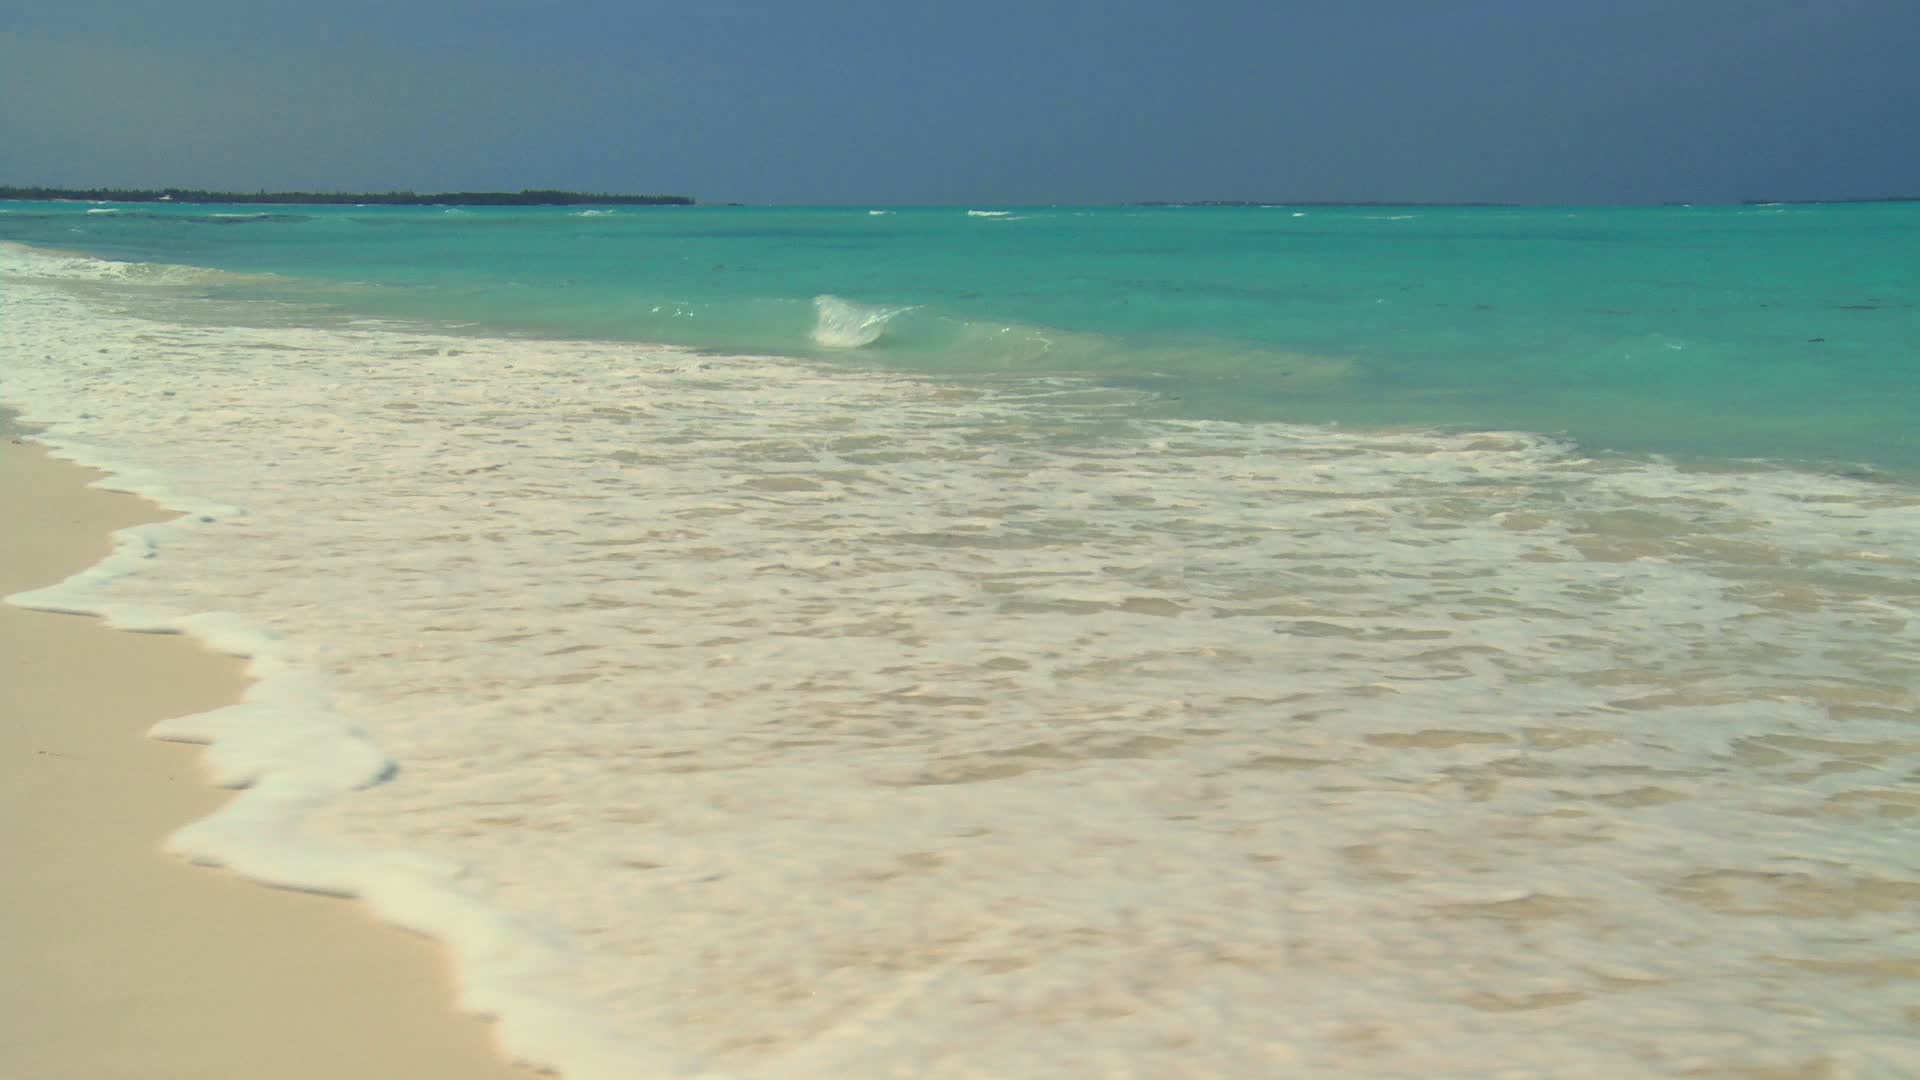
[
  {"xmin": 3, "ymin": 226, "xmax": 1918, "ymax": 1077},
  {"xmin": 5, "ymin": 200, "xmax": 1917, "ymax": 473}
]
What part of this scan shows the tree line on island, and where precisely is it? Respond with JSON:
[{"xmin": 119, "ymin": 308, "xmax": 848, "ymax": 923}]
[{"xmin": 0, "ymin": 186, "xmax": 694, "ymax": 206}]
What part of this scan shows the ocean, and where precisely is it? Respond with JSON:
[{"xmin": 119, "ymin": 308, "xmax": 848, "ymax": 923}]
[{"xmin": 2, "ymin": 201, "xmax": 1916, "ymax": 1078}]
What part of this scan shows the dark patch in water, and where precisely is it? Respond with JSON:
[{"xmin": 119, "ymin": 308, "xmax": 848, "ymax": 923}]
[{"xmin": 185, "ymin": 213, "xmax": 310, "ymax": 226}]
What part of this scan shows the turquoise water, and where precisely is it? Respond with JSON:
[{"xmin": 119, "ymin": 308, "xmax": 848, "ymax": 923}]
[
  {"xmin": 5, "ymin": 205, "xmax": 1920, "ymax": 1077},
  {"xmin": 4, "ymin": 200, "xmax": 1915, "ymax": 472}
]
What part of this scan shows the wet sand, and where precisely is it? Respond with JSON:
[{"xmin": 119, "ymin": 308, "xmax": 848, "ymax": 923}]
[{"xmin": 0, "ymin": 430, "xmax": 546, "ymax": 1080}]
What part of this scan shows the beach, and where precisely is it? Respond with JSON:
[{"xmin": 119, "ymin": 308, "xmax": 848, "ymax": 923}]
[
  {"xmin": 0, "ymin": 428, "xmax": 541, "ymax": 1080},
  {"xmin": 2, "ymin": 209, "xmax": 1915, "ymax": 1076}
]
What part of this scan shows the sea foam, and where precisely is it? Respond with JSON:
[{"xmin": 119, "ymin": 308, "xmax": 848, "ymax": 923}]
[{"xmin": 4, "ymin": 245, "xmax": 1918, "ymax": 1078}]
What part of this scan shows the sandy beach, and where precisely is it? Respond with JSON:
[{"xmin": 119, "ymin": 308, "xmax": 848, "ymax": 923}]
[{"xmin": 0, "ymin": 426, "xmax": 544, "ymax": 1080}]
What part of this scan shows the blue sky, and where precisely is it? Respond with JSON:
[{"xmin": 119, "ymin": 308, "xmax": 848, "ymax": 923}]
[{"xmin": 2, "ymin": 0, "xmax": 1915, "ymax": 204}]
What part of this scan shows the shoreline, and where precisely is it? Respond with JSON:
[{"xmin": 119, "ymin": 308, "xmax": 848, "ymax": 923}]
[
  {"xmin": 0, "ymin": 424, "xmax": 545, "ymax": 1080},
  {"xmin": 7, "ymin": 215, "xmax": 1917, "ymax": 1075}
]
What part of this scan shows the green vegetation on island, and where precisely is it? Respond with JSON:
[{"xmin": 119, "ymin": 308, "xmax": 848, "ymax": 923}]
[{"xmin": 0, "ymin": 186, "xmax": 694, "ymax": 206}]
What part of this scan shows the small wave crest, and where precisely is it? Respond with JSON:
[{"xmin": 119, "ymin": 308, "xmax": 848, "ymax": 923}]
[
  {"xmin": 810, "ymin": 294, "xmax": 913, "ymax": 348},
  {"xmin": 0, "ymin": 240, "xmax": 285, "ymax": 289},
  {"xmin": 182, "ymin": 212, "xmax": 309, "ymax": 226}
]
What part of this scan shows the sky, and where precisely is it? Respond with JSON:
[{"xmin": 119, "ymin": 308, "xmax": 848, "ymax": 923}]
[{"xmin": 1, "ymin": 0, "xmax": 1916, "ymax": 205}]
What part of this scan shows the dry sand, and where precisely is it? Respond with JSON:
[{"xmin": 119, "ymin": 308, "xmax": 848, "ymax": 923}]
[{"xmin": 1, "ymin": 431, "xmax": 546, "ymax": 1079}]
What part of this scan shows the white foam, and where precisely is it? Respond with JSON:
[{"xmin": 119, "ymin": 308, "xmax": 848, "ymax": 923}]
[
  {"xmin": 0, "ymin": 240, "xmax": 277, "ymax": 287},
  {"xmin": 4, "ymin": 245, "xmax": 1918, "ymax": 1078},
  {"xmin": 809, "ymin": 293, "xmax": 912, "ymax": 348}
]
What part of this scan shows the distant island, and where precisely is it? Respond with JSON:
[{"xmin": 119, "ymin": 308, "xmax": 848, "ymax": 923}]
[{"xmin": 0, "ymin": 186, "xmax": 694, "ymax": 206}]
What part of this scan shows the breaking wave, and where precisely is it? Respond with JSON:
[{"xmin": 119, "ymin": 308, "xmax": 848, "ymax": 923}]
[{"xmin": 810, "ymin": 294, "xmax": 914, "ymax": 348}]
